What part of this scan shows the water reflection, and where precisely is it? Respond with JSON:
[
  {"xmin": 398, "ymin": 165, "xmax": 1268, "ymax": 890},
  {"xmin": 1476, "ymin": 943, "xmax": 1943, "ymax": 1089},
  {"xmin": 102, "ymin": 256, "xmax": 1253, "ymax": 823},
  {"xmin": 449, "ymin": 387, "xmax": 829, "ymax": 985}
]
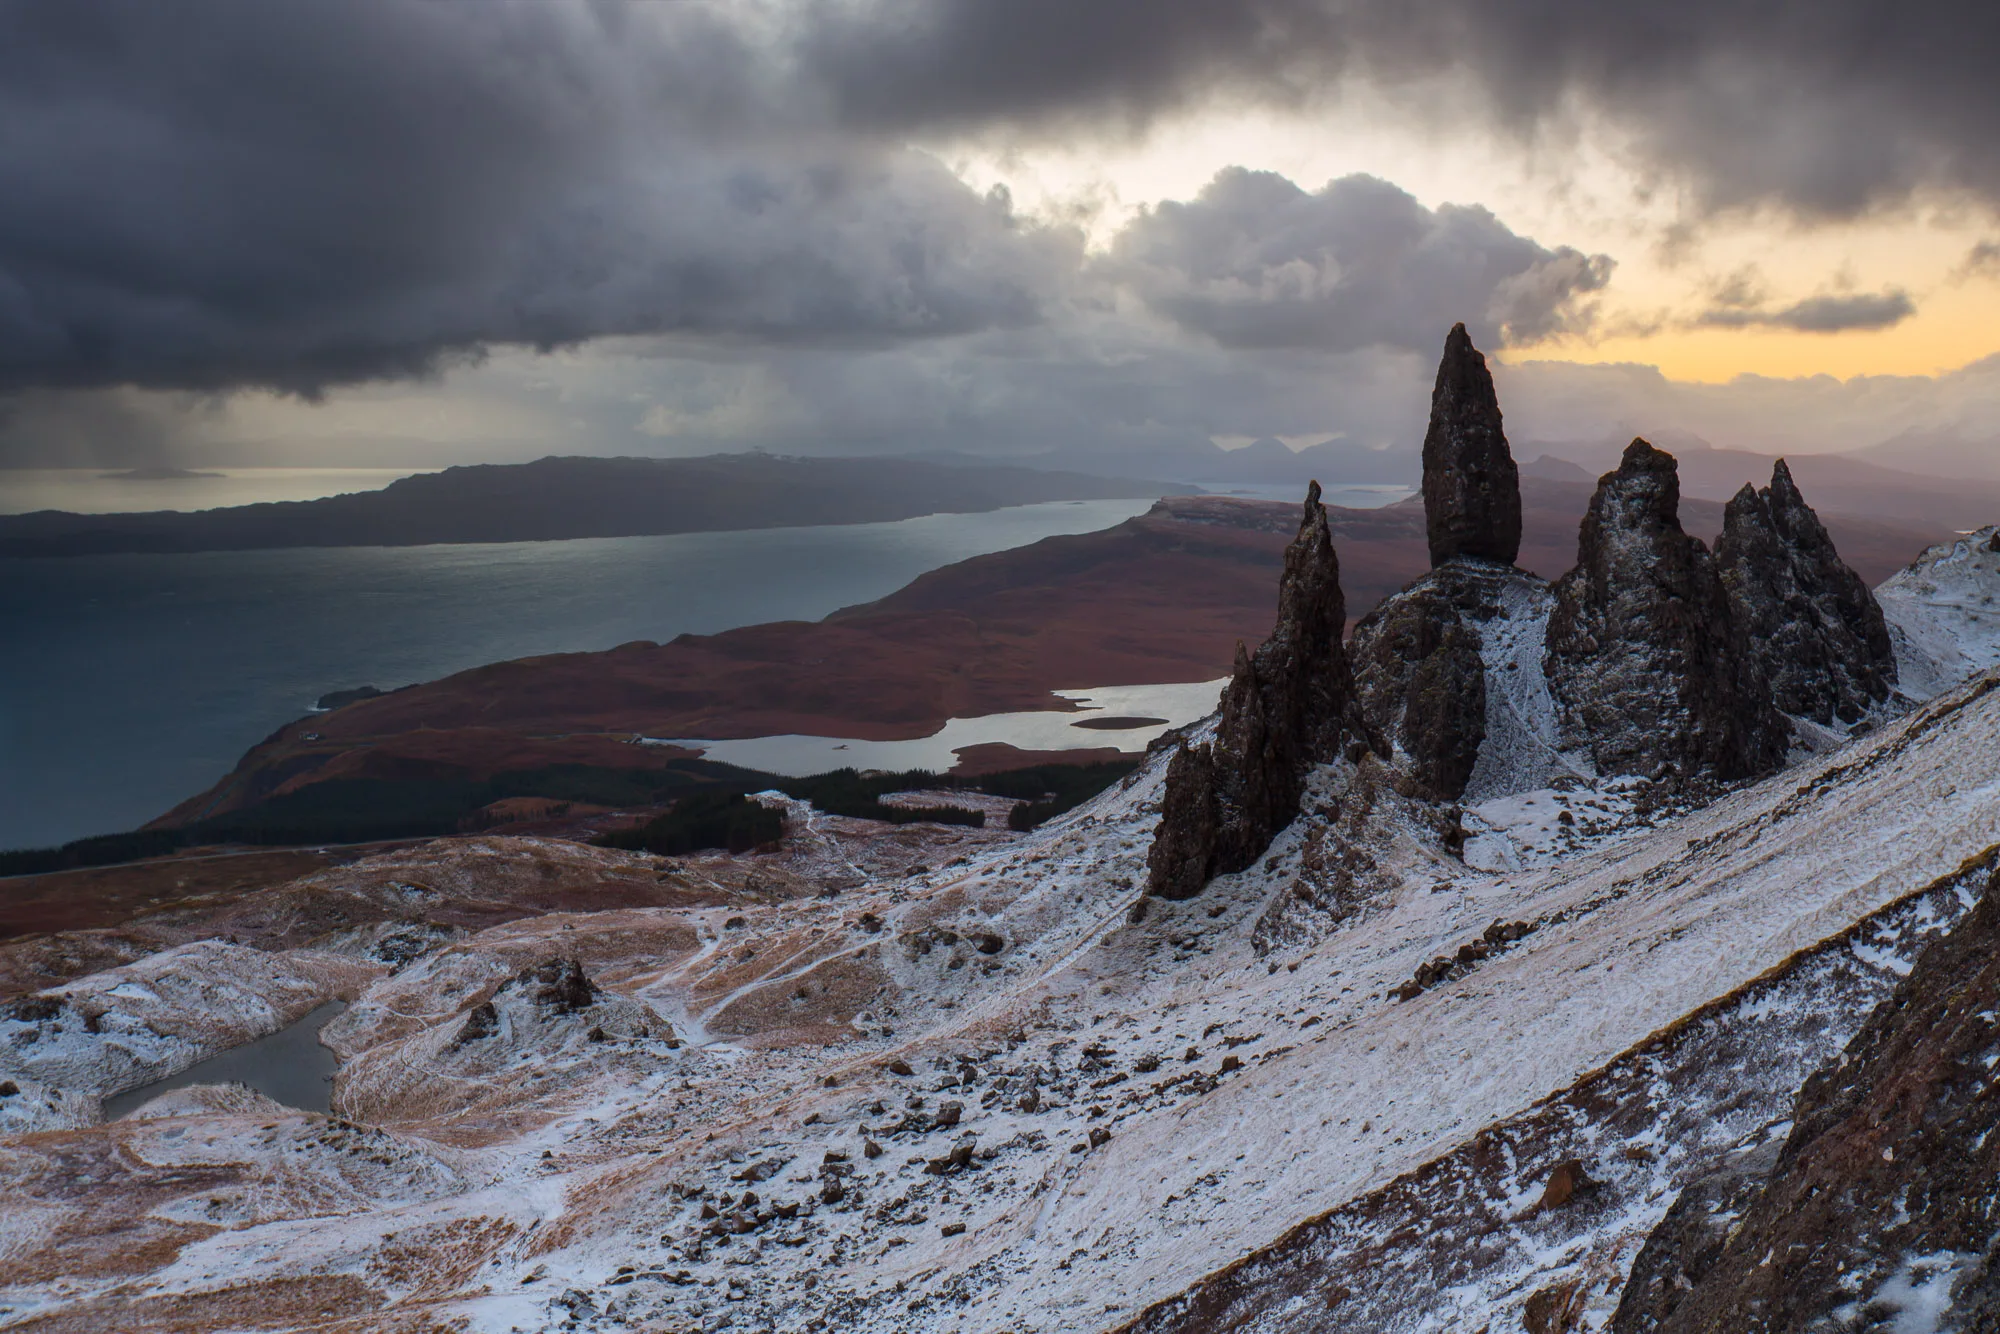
[{"xmin": 101, "ymin": 1001, "xmax": 347, "ymax": 1121}]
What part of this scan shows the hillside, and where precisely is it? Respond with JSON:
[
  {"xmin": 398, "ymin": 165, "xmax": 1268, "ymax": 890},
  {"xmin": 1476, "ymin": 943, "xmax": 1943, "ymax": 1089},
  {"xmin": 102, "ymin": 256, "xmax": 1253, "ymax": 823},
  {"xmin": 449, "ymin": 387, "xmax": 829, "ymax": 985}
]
[
  {"xmin": 0, "ymin": 453, "xmax": 1192, "ymax": 557},
  {"xmin": 141, "ymin": 478, "xmax": 1943, "ymax": 840},
  {"xmin": 5, "ymin": 328, "xmax": 2000, "ymax": 1333}
]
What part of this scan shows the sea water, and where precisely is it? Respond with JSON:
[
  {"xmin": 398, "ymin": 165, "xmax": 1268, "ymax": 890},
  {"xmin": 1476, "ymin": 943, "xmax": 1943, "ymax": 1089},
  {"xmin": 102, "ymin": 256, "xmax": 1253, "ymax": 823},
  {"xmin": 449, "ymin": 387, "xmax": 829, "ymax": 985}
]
[{"xmin": 0, "ymin": 500, "xmax": 1157, "ymax": 849}]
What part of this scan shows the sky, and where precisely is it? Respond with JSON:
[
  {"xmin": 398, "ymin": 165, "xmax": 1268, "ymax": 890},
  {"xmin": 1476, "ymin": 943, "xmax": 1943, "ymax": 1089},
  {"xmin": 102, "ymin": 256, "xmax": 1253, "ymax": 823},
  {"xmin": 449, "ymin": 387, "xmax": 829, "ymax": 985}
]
[{"xmin": 3, "ymin": 0, "xmax": 1999, "ymax": 474}]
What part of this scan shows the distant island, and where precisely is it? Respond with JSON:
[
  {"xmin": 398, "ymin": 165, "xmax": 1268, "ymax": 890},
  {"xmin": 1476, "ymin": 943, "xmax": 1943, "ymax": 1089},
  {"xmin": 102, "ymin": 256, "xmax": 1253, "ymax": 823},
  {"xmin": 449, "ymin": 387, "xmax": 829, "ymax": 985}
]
[
  {"xmin": 0, "ymin": 454, "xmax": 1194, "ymax": 558},
  {"xmin": 96, "ymin": 467, "xmax": 226, "ymax": 481}
]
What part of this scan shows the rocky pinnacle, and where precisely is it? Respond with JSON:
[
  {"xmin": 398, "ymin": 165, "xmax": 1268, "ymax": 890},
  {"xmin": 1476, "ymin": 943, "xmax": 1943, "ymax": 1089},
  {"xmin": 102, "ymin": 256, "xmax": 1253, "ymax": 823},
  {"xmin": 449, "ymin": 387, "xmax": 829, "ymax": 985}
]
[
  {"xmin": 1422, "ymin": 323, "xmax": 1522, "ymax": 567},
  {"xmin": 1713, "ymin": 459, "xmax": 1897, "ymax": 725},
  {"xmin": 1545, "ymin": 438, "xmax": 1787, "ymax": 783},
  {"xmin": 1146, "ymin": 481, "xmax": 1367, "ymax": 899}
]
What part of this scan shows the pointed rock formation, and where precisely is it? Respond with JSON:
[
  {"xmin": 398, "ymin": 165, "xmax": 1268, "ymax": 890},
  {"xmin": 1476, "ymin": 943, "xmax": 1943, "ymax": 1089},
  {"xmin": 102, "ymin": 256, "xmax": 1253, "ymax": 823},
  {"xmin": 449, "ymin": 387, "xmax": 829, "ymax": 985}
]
[
  {"xmin": 1545, "ymin": 439, "xmax": 1787, "ymax": 782},
  {"xmin": 1146, "ymin": 482, "xmax": 1367, "ymax": 899},
  {"xmin": 1350, "ymin": 323, "xmax": 1543, "ymax": 801},
  {"xmin": 1422, "ymin": 323, "xmax": 1522, "ymax": 567},
  {"xmin": 1713, "ymin": 459, "xmax": 1896, "ymax": 725}
]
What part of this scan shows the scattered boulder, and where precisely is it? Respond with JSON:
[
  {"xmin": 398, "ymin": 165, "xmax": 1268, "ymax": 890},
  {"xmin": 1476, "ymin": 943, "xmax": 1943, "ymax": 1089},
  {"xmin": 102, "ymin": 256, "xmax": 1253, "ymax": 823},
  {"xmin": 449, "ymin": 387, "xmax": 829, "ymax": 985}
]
[
  {"xmin": 1421, "ymin": 323, "xmax": 1521, "ymax": 567},
  {"xmin": 1713, "ymin": 459, "xmax": 1896, "ymax": 724},
  {"xmin": 515, "ymin": 958, "xmax": 598, "ymax": 1015},
  {"xmin": 1524, "ymin": 1280, "xmax": 1587, "ymax": 1334},
  {"xmin": 1531, "ymin": 1158, "xmax": 1600, "ymax": 1214},
  {"xmin": 450, "ymin": 1001, "xmax": 499, "ymax": 1048},
  {"xmin": 1147, "ymin": 482, "xmax": 1369, "ymax": 898},
  {"xmin": 1546, "ymin": 439, "xmax": 1787, "ymax": 782}
]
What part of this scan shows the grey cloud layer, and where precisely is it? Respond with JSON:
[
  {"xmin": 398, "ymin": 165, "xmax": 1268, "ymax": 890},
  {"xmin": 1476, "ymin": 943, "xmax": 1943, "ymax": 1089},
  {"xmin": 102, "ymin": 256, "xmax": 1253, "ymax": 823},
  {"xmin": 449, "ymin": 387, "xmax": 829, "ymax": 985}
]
[
  {"xmin": 0, "ymin": 2, "xmax": 1083, "ymax": 393},
  {"xmin": 0, "ymin": 0, "xmax": 1614, "ymax": 400},
  {"xmin": 1697, "ymin": 290, "xmax": 1918, "ymax": 334},
  {"xmin": 5, "ymin": 0, "xmax": 1988, "ymax": 402},
  {"xmin": 1108, "ymin": 170, "xmax": 1611, "ymax": 351},
  {"xmin": 809, "ymin": 0, "xmax": 2000, "ymax": 217}
]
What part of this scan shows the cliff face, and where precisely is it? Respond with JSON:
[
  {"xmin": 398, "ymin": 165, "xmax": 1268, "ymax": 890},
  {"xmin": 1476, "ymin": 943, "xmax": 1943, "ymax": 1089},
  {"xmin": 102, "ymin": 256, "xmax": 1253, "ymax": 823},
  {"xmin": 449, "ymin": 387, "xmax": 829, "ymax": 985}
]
[
  {"xmin": 1714, "ymin": 459, "xmax": 1897, "ymax": 725},
  {"xmin": 1348, "ymin": 571, "xmax": 1489, "ymax": 801},
  {"xmin": 1546, "ymin": 439, "xmax": 1788, "ymax": 782},
  {"xmin": 1145, "ymin": 483, "xmax": 1366, "ymax": 899},
  {"xmin": 1421, "ymin": 322, "xmax": 1522, "ymax": 567},
  {"xmin": 1611, "ymin": 863, "xmax": 2000, "ymax": 1334}
]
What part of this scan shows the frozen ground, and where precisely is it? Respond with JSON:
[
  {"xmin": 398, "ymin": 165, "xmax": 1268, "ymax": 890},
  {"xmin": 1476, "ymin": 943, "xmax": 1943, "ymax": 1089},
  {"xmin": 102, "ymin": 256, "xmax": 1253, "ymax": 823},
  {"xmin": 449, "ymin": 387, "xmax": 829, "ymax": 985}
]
[
  {"xmin": 2, "ymin": 545, "xmax": 1998, "ymax": 1332},
  {"xmin": 1876, "ymin": 524, "xmax": 2000, "ymax": 701}
]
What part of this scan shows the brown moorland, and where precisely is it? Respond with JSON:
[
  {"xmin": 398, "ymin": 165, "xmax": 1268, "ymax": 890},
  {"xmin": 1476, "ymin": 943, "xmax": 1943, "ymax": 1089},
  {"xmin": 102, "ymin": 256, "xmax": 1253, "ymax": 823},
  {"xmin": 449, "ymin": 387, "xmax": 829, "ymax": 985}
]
[{"xmin": 153, "ymin": 479, "xmax": 1947, "ymax": 830}]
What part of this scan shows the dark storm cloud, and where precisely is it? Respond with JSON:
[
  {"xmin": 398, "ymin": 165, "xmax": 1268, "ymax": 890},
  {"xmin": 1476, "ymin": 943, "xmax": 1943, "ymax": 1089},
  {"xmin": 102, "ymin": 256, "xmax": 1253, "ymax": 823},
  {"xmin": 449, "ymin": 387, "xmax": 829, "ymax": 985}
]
[
  {"xmin": 1695, "ymin": 289, "xmax": 1917, "ymax": 333},
  {"xmin": 0, "ymin": 0, "xmax": 1071, "ymax": 395},
  {"xmin": 1107, "ymin": 170, "xmax": 1611, "ymax": 351},
  {"xmin": 809, "ymin": 0, "xmax": 2000, "ymax": 218},
  {"xmin": 4, "ymin": 0, "xmax": 1980, "ymax": 410}
]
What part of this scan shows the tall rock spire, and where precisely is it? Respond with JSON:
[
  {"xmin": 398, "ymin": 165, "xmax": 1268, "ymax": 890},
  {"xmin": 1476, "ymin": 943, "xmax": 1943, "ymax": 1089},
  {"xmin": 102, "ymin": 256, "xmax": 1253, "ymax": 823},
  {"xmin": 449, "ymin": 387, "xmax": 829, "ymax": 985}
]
[
  {"xmin": 1545, "ymin": 439, "xmax": 1788, "ymax": 782},
  {"xmin": 1713, "ymin": 459, "xmax": 1897, "ymax": 725},
  {"xmin": 1146, "ymin": 481, "xmax": 1369, "ymax": 899},
  {"xmin": 1421, "ymin": 323, "xmax": 1522, "ymax": 567}
]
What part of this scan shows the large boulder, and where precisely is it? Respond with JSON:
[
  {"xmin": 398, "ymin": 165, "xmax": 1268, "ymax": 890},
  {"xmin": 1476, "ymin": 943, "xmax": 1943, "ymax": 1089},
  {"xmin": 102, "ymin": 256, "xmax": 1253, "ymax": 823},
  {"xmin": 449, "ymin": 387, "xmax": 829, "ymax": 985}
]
[
  {"xmin": 1545, "ymin": 439, "xmax": 1787, "ymax": 782},
  {"xmin": 1146, "ymin": 482, "xmax": 1367, "ymax": 899},
  {"xmin": 1421, "ymin": 323, "xmax": 1522, "ymax": 567},
  {"xmin": 1713, "ymin": 459, "xmax": 1896, "ymax": 725}
]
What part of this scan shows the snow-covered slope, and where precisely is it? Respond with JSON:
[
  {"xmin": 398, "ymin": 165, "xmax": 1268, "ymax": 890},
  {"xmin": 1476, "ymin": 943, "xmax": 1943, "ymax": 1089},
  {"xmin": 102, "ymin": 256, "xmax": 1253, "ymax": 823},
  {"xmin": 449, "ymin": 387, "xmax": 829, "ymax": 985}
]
[
  {"xmin": 6, "ymin": 672, "xmax": 2000, "ymax": 1332},
  {"xmin": 1876, "ymin": 524, "xmax": 2000, "ymax": 700}
]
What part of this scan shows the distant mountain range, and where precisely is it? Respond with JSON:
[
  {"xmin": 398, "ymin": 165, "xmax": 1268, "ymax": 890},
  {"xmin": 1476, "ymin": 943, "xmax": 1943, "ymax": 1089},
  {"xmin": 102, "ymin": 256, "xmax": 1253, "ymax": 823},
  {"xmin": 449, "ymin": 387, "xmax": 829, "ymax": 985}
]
[
  {"xmin": 1845, "ymin": 427, "xmax": 2000, "ymax": 479},
  {"xmin": 0, "ymin": 454, "xmax": 1196, "ymax": 558},
  {"xmin": 919, "ymin": 437, "xmax": 1421, "ymax": 487},
  {"xmin": 1520, "ymin": 435, "xmax": 2000, "ymax": 531}
]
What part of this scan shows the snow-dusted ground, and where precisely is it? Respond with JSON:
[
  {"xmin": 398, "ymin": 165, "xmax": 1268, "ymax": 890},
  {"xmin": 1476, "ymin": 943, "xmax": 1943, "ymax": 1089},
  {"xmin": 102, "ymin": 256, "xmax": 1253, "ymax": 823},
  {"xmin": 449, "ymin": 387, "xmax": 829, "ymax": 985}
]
[
  {"xmin": 1460, "ymin": 571, "xmax": 1589, "ymax": 804},
  {"xmin": 10, "ymin": 667, "xmax": 1984, "ymax": 1333},
  {"xmin": 1877, "ymin": 524, "xmax": 2000, "ymax": 701},
  {"xmin": 5, "ymin": 544, "xmax": 2000, "ymax": 1333}
]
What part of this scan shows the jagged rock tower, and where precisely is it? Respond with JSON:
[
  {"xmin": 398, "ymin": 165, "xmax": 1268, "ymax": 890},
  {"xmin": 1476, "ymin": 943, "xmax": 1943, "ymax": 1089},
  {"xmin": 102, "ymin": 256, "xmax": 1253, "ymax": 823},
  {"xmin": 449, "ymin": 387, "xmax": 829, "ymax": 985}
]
[
  {"xmin": 1713, "ymin": 459, "xmax": 1897, "ymax": 725},
  {"xmin": 1348, "ymin": 323, "xmax": 1525, "ymax": 801},
  {"xmin": 1146, "ymin": 483, "xmax": 1366, "ymax": 900},
  {"xmin": 1546, "ymin": 439, "xmax": 1788, "ymax": 782},
  {"xmin": 1422, "ymin": 322, "xmax": 1521, "ymax": 567}
]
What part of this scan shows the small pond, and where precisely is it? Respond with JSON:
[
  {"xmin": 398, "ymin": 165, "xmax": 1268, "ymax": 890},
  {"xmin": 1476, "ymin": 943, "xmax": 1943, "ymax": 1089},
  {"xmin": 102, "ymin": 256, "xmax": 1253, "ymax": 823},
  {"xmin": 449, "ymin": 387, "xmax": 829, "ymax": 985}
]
[
  {"xmin": 667, "ymin": 678, "xmax": 1227, "ymax": 777},
  {"xmin": 101, "ymin": 1001, "xmax": 348, "ymax": 1121}
]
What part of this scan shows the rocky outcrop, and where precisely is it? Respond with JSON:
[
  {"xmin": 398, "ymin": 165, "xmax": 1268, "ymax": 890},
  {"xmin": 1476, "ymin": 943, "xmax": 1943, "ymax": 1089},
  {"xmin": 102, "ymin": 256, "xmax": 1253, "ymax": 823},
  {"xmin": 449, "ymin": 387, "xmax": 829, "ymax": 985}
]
[
  {"xmin": 1546, "ymin": 439, "xmax": 1787, "ymax": 782},
  {"xmin": 1713, "ymin": 459, "xmax": 1896, "ymax": 725},
  {"xmin": 1607, "ymin": 1140, "xmax": 1781, "ymax": 1332},
  {"xmin": 1146, "ymin": 483, "xmax": 1367, "ymax": 899},
  {"xmin": 1348, "ymin": 571, "xmax": 1489, "ymax": 800},
  {"xmin": 1349, "ymin": 325, "xmax": 1538, "ymax": 800},
  {"xmin": 1612, "ymin": 864, "xmax": 2000, "ymax": 1333},
  {"xmin": 516, "ymin": 957, "xmax": 598, "ymax": 1015},
  {"xmin": 1421, "ymin": 323, "xmax": 1522, "ymax": 567}
]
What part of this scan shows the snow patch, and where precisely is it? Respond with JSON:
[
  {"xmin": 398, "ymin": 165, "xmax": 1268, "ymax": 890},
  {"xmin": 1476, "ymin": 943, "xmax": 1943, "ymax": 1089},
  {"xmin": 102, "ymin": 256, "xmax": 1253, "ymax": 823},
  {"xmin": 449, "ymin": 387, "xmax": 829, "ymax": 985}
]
[
  {"xmin": 1877, "ymin": 526, "xmax": 2000, "ymax": 702},
  {"xmin": 1462, "ymin": 573, "xmax": 1590, "ymax": 803}
]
